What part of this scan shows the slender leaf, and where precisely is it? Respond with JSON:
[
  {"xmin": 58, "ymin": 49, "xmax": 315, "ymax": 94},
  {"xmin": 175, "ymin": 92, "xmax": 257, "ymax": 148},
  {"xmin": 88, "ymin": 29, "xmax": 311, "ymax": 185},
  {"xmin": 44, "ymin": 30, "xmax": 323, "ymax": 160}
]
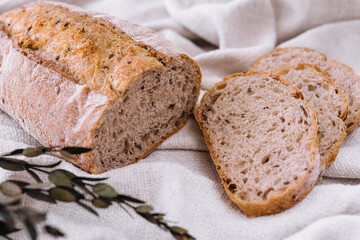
[
  {"xmin": 93, "ymin": 183, "xmax": 117, "ymax": 199},
  {"xmin": 117, "ymin": 194, "xmax": 145, "ymax": 204},
  {"xmin": 26, "ymin": 190, "xmax": 56, "ymax": 204},
  {"xmin": 77, "ymin": 201, "xmax": 98, "ymax": 216},
  {"xmin": 25, "ymin": 183, "xmax": 51, "ymax": 190},
  {"xmin": 73, "ymin": 176, "xmax": 108, "ymax": 182},
  {"xmin": 61, "ymin": 147, "xmax": 92, "ymax": 154},
  {"xmin": 0, "ymin": 157, "xmax": 27, "ymax": 171},
  {"xmin": 48, "ymin": 170, "xmax": 73, "ymax": 188},
  {"xmin": 49, "ymin": 188, "xmax": 77, "ymax": 202},
  {"xmin": 170, "ymin": 226, "xmax": 188, "ymax": 235},
  {"xmin": 3, "ymin": 148, "xmax": 24, "ymax": 156},
  {"xmin": 29, "ymin": 161, "xmax": 61, "ymax": 168},
  {"xmin": 22, "ymin": 147, "xmax": 50, "ymax": 158},
  {"xmin": 44, "ymin": 225, "xmax": 65, "ymax": 238},
  {"xmin": 0, "ymin": 182, "xmax": 22, "ymax": 197},
  {"xmin": 72, "ymin": 181, "xmax": 95, "ymax": 198},
  {"xmin": 24, "ymin": 219, "xmax": 37, "ymax": 240},
  {"xmin": 25, "ymin": 168, "xmax": 42, "ymax": 183},
  {"xmin": 92, "ymin": 198, "xmax": 109, "ymax": 208},
  {"xmin": 135, "ymin": 205, "xmax": 153, "ymax": 214}
]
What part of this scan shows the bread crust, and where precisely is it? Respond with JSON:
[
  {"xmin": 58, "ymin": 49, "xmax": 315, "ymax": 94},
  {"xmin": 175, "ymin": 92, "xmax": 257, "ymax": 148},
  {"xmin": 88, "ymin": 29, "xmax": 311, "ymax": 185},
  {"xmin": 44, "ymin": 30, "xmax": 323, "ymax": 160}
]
[
  {"xmin": 274, "ymin": 63, "xmax": 348, "ymax": 171},
  {"xmin": 0, "ymin": 2, "xmax": 201, "ymax": 173},
  {"xmin": 326, "ymin": 59, "xmax": 360, "ymax": 134},
  {"xmin": 195, "ymin": 72, "xmax": 321, "ymax": 217},
  {"xmin": 250, "ymin": 47, "xmax": 327, "ymax": 72}
]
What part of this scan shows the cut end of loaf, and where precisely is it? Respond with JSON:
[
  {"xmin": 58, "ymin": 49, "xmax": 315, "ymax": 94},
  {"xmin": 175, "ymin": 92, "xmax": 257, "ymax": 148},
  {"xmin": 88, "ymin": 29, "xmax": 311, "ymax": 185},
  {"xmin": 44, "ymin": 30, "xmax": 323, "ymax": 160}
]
[
  {"xmin": 91, "ymin": 57, "xmax": 200, "ymax": 173},
  {"xmin": 196, "ymin": 72, "xmax": 321, "ymax": 217}
]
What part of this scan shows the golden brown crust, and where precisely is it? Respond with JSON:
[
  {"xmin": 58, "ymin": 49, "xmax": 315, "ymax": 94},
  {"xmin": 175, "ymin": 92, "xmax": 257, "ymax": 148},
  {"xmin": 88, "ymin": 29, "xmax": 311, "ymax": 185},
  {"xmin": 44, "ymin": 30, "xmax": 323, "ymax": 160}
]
[
  {"xmin": 0, "ymin": 2, "xmax": 201, "ymax": 174},
  {"xmin": 195, "ymin": 72, "xmax": 320, "ymax": 217}
]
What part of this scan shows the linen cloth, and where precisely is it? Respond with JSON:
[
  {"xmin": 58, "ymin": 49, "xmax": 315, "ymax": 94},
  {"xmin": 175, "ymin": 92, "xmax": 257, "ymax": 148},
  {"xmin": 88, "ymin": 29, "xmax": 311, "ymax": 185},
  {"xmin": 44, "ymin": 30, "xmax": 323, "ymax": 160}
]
[{"xmin": 1, "ymin": 0, "xmax": 360, "ymax": 239}]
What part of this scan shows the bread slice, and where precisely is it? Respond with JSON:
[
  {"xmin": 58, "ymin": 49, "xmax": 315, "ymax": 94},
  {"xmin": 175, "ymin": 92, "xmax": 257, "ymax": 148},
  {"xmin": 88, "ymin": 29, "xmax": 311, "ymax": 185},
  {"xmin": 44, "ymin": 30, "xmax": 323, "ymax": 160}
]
[
  {"xmin": 274, "ymin": 63, "xmax": 348, "ymax": 171},
  {"xmin": 250, "ymin": 47, "xmax": 326, "ymax": 72},
  {"xmin": 195, "ymin": 72, "xmax": 321, "ymax": 217},
  {"xmin": 251, "ymin": 47, "xmax": 360, "ymax": 134},
  {"xmin": 0, "ymin": 2, "xmax": 201, "ymax": 173},
  {"xmin": 320, "ymin": 60, "xmax": 360, "ymax": 133}
]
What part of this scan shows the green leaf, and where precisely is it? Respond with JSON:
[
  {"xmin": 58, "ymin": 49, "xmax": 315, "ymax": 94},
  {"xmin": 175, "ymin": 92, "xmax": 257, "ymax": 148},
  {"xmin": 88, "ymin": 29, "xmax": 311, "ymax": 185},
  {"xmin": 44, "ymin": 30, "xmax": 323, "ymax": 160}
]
[
  {"xmin": 0, "ymin": 157, "xmax": 27, "ymax": 171},
  {"xmin": 49, "ymin": 187, "xmax": 77, "ymax": 202},
  {"xmin": 77, "ymin": 201, "xmax": 99, "ymax": 216},
  {"xmin": 73, "ymin": 176, "xmax": 108, "ymax": 182},
  {"xmin": 29, "ymin": 161, "xmax": 61, "ymax": 168},
  {"xmin": 92, "ymin": 198, "xmax": 110, "ymax": 208},
  {"xmin": 3, "ymin": 148, "xmax": 24, "ymax": 156},
  {"xmin": 25, "ymin": 168, "xmax": 42, "ymax": 183},
  {"xmin": 44, "ymin": 225, "xmax": 65, "ymax": 238},
  {"xmin": 25, "ymin": 183, "xmax": 51, "ymax": 190},
  {"xmin": 135, "ymin": 205, "xmax": 153, "ymax": 214},
  {"xmin": 117, "ymin": 194, "xmax": 145, "ymax": 204},
  {"xmin": 22, "ymin": 147, "xmax": 50, "ymax": 157},
  {"xmin": 0, "ymin": 181, "xmax": 22, "ymax": 197},
  {"xmin": 26, "ymin": 190, "xmax": 56, "ymax": 204},
  {"xmin": 61, "ymin": 147, "xmax": 92, "ymax": 154},
  {"xmin": 170, "ymin": 226, "xmax": 188, "ymax": 235},
  {"xmin": 93, "ymin": 183, "xmax": 117, "ymax": 199},
  {"xmin": 49, "ymin": 170, "xmax": 73, "ymax": 188},
  {"xmin": 24, "ymin": 218, "xmax": 37, "ymax": 240}
]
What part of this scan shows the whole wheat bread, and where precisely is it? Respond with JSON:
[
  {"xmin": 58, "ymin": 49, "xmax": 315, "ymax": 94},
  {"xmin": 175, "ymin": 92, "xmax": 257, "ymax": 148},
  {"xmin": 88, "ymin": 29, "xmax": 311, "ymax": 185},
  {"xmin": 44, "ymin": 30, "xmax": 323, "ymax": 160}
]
[
  {"xmin": 274, "ymin": 63, "xmax": 348, "ymax": 171},
  {"xmin": 251, "ymin": 47, "xmax": 360, "ymax": 134},
  {"xmin": 0, "ymin": 2, "xmax": 201, "ymax": 173},
  {"xmin": 195, "ymin": 72, "xmax": 321, "ymax": 217}
]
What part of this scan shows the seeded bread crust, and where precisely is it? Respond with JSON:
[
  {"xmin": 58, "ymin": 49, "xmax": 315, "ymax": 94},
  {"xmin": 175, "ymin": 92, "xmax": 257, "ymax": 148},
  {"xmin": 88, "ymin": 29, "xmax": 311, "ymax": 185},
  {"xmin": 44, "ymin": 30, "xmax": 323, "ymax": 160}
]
[
  {"xmin": 274, "ymin": 63, "xmax": 347, "ymax": 171},
  {"xmin": 251, "ymin": 47, "xmax": 360, "ymax": 134},
  {"xmin": 195, "ymin": 72, "xmax": 321, "ymax": 217},
  {"xmin": 0, "ymin": 2, "xmax": 201, "ymax": 173}
]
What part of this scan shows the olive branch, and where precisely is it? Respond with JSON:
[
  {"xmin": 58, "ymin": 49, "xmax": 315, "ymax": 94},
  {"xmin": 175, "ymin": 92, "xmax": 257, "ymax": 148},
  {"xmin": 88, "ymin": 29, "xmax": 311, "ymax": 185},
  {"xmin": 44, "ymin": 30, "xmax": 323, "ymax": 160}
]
[{"xmin": 0, "ymin": 147, "xmax": 194, "ymax": 240}]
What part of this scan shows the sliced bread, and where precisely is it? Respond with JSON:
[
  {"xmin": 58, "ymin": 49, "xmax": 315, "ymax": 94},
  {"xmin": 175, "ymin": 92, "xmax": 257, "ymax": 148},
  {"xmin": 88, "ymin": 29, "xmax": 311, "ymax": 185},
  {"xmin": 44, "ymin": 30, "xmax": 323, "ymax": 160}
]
[
  {"xmin": 195, "ymin": 72, "xmax": 321, "ymax": 217},
  {"xmin": 250, "ymin": 47, "xmax": 326, "ymax": 72},
  {"xmin": 251, "ymin": 47, "xmax": 360, "ymax": 134},
  {"xmin": 274, "ymin": 63, "xmax": 348, "ymax": 171},
  {"xmin": 320, "ymin": 60, "xmax": 360, "ymax": 133}
]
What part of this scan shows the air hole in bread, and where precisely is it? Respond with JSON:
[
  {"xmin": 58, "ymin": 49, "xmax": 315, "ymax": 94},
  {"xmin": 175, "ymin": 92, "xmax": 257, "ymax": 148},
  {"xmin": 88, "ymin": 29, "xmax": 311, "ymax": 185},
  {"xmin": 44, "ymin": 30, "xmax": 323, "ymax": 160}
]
[
  {"xmin": 240, "ymin": 169, "xmax": 248, "ymax": 175},
  {"xmin": 262, "ymin": 188, "xmax": 274, "ymax": 200},
  {"xmin": 168, "ymin": 103, "xmax": 175, "ymax": 109},
  {"xmin": 262, "ymin": 155, "xmax": 270, "ymax": 164},
  {"xmin": 307, "ymin": 84, "xmax": 317, "ymax": 91},
  {"xmin": 247, "ymin": 87, "xmax": 254, "ymax": 95},
  {"xmin": 242, "ymin": 178, "xmax": 248, "ymax": 184},
  {"xmin": 210, "ymin": 93, "xmax": 221, "ymax": 104}
]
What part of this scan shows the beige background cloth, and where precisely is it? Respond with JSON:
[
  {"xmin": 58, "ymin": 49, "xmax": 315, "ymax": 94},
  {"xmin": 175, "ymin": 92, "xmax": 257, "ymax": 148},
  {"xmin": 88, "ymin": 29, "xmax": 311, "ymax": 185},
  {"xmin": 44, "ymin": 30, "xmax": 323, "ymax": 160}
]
[{"xmin": 1, "ymin": 0, "xmax": 360, "ymax": 239}]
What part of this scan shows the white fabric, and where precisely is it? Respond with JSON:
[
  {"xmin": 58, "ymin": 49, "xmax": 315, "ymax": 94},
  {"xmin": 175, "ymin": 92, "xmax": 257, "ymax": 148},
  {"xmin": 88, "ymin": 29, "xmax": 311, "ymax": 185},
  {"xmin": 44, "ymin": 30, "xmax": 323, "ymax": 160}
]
[{"xmin": 0, "ymin": 0, "xmax": 360, "ymax": 239}]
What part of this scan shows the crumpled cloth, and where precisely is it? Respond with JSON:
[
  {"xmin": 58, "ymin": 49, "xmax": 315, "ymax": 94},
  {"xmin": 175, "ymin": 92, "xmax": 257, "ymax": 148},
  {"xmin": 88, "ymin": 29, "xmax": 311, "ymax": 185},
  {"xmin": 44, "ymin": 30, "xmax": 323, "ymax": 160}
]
[{"xmin": 1, "ymin": 0, "xmax": 360, "ymax": 239}]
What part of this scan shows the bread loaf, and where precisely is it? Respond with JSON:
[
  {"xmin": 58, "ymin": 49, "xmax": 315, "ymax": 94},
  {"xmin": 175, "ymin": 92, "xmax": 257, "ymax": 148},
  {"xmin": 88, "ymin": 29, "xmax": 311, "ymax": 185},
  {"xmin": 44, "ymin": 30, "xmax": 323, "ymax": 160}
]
[
  {"xmin": 251, "ymin": 47, "xmax": 360, "ymax": 134},
  {"xmin": 0, "ymin": 2, "xmax": 201, "ymax": 173},
  {"xmin": 195, "ymin": 72, "xmax": 321, "ymax": 217},
  {"xmin": 274, "ymin": 63, "xmax": 347, "ymax": 171}
]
